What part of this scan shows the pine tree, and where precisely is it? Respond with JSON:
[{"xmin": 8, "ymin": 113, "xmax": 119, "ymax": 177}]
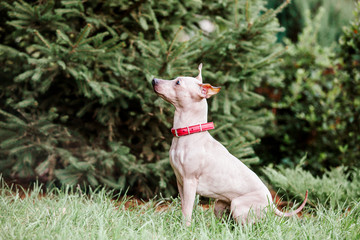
[{"xmin": 0, "ymin": 0, "xmax": 287, "ymax": 197}]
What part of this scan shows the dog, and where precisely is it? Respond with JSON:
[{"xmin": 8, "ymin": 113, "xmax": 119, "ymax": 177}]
[{"xmin": 152, "ymin": 63, "xmax": 308, "ymax": 225}]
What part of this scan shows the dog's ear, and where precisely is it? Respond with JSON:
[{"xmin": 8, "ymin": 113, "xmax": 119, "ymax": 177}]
[
  {"xmin": 195, "ymin": 63, "xmax": 203, "ymax": 82},
  {"xmin": 199, "ymin": 83, "xmax": 221, "ymax": 98}
]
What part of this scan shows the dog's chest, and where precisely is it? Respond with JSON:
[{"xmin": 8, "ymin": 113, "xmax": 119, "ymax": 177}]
[
  {"xmin": 169, "ymin": 145, "xmax": 186, "ymax": 173},
  {"xmin": 169, "ymin": 138, "xmax": 204, "ymax": 179}
]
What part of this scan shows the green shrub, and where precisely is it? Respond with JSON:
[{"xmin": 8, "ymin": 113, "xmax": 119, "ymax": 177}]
[
  {"xmin": 263, "ymin": 162, "xmax": 360, "ymax": 208},
  {"xmin": 256, "ymin": 3, "xmax": 360, "ymax": 172}
]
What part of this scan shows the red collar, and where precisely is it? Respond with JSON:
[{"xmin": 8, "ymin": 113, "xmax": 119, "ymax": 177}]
[{"xmin": 171, "ymin": 122, "xmax": 214, "ymax": 137}]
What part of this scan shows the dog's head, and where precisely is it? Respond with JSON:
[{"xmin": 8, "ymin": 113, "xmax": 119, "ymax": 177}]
[{"xmin": 152, "ymin": 64, "xmax": 221, "ymax": 109}]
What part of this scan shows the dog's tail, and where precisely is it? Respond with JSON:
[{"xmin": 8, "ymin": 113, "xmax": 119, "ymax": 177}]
[{"xmin": 273, "ymin": 190, "xmax": 308, "ymax": 217}]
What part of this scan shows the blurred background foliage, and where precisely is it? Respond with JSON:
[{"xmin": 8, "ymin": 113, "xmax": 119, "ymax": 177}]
[
  {"xmin": 257, "ymin": 0, "xmax": 360, "ymax": 174},
  {"xmin": 0, "ymin": 0, "xmax": 359, "ymax": 202},
  {"xmin": 267, "ymin": 0, "xmax": 355, "ymax": 46}
]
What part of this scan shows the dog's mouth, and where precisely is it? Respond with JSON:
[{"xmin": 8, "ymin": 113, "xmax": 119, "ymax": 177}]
[
  {"xmin": 152, "ymin": 83, "xmax": 164, "ymax": 97},
  {"xmin": 153, "ymin": 87, "xmax": 174, "ymax": 105},
  {"xmin": 152, "ymin": 78, "xmax": 165, "ymax": 96},
  {"xmin": 152, "ymin": 85, "xmax": 158, "ymax": 93},
  {"xmin": 152, "ymin": 85, "xmax": 162, "ymax": 96},
  {"xmin": 154, "ymin": 90, "xmax": 167, "ymax": 101}
]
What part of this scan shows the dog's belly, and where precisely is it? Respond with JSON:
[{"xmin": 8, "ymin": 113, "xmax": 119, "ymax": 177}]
[
  {"xmin": 196, "ymin": 183, "xmax": 232, "ymax": 202},
  {"xmin": 196, "ymin": 173, "xmax": 246, "ymax": 202}
]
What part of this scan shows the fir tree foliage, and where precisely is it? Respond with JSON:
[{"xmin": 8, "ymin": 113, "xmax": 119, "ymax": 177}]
[{"xmin": 0, "ymin": 0, "xmax": 286, "ymax": 197}]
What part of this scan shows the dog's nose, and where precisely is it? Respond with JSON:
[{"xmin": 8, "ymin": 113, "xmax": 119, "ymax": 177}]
[{"xmin": 152, "ymin": 78, "xmax": 158, "ymax": 87}]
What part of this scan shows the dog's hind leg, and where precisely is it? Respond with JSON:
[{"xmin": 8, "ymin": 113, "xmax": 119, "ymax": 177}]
[
  {"xmin": 214, "ymin": 200, "xmax": 230, "ymax": 219},
  {"xmin": 230, "ymin": 192, "xmax": 268, "ymax": 224}
]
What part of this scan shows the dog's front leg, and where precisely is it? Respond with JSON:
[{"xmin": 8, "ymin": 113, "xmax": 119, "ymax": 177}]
[
  {"xmin": 177, "ymin": 180, "xmax": 184, "ymax": 200},
  {"xmin": 181, "ymin": 178, "xmax": 198, "ymax": 226}
]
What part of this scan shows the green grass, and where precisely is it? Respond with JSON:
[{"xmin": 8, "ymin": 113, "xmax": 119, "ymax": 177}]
[{"xmin": 1, "ymin": 183, "xmax": 359, "ymax": 240}]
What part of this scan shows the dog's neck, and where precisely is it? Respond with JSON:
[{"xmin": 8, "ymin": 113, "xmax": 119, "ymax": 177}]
[{"xmin": 173, "ymin": 100, "xmax": 208, "ymax": 129}]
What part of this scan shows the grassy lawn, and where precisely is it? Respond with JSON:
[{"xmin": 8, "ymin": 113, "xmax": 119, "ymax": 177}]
[{"xmin": 1, "ymin": 182, "xmax": 359, "ymax": 240}]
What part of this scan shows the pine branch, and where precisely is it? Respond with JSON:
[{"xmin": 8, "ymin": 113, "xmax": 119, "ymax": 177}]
[
  {"xmin": 166, "ymin": 26, "xmax": 183, "ymax": 61},
  {"xmin": 73, "ymin": 23, "xmax": 92, "ymax": 50},
  {"xmin": 33, "ymin": 30, "xmax": 51, "ymax": 49}
]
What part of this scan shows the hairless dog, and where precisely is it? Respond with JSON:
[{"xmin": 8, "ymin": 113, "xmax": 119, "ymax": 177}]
[{"xmin": 152, "ymin": 64, "xmax": 308, "ymax": 226}]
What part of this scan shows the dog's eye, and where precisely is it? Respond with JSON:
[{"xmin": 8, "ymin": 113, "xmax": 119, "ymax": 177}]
[{"xmin": 176, "ymin": 80, "xmax": 181, "ymax": 85}]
